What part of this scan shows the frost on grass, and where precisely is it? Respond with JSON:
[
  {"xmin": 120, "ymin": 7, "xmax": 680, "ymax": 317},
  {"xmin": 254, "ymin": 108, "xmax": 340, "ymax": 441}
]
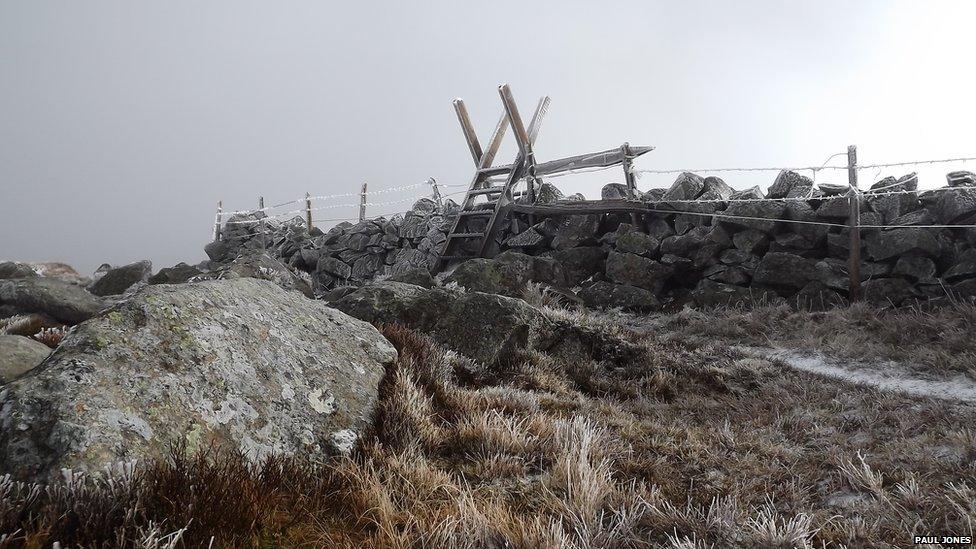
[{"xmin": 2, "ymin": 310, "xmax": 975, "ymax": 547}]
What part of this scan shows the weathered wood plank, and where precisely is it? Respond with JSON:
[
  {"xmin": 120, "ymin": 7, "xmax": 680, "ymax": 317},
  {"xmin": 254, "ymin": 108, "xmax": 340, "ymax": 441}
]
[{"xmin": 453, "ymin": 99, "xmax": 484, "ymax": 167}]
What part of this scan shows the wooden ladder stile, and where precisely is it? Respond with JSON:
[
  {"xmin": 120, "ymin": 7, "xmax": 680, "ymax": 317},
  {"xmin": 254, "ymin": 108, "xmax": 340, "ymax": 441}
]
[{"xmin": 437, "ymin": 86, "xmax": 550, "ymax": 269}]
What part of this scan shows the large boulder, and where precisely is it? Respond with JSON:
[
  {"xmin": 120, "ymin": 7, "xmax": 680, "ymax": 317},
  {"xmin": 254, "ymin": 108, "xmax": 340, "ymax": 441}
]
[
  {"xmin": 578, "ymin": 282, "xmax": 661, "ymax": 312},
  {"xmin": 0, "ymin": 278, "xmax": 105, "ymax": 324},
  {"xmin": 0, "ymin": 262, "xmax": 38, "ymax": 280},
  {"xmin": 444, "ymin": 252, "xmax": 535, "ymax": 297},
  {"xmin": 332, "ymin": 281, "xmax": 550, "ymax": 365},
  {"xmin": 88, "ymin": 260, "xmax": 152, "ymax": 297},
  {"xmin": 605, "ymin": 252, "xmax": 673, "ymax": 293},
  {"xmin": 0, "ymin": 335, "xmax": 51, "ymax": 384},
  {"xmin": 0, "ymin": 279, "xmax": 395, "ymax": 481},
  {"xmin": 208, "ymin": 252, "xmax": 313, "ymax": 298}
]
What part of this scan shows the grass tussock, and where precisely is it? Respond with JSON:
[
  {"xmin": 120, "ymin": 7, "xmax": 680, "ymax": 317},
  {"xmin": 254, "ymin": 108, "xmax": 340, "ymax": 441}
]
[{"xmin": 2, "ymin": 312, "xmax": 975, "ymax": 547}]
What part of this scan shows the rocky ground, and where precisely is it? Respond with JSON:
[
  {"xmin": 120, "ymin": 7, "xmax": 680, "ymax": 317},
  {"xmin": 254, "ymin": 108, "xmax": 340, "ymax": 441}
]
[{"xmin": 0, "ymin": 247, "xmax": 974, "ymax": 547}]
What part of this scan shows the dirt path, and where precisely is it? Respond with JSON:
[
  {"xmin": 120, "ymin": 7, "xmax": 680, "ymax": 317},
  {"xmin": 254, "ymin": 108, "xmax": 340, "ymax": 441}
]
[{"xmin": 738, "ymin": 346, "xmax": 976, "ymax": 404}]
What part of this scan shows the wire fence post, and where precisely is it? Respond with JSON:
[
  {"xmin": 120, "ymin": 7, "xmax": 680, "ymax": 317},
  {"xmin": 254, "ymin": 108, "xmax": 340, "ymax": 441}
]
[
  {"xmin": 359, "ymin": 182, "xmax": 368, "ymax": 221},
  {"xmin": 429, "ymin": 177, "xmax": 443, "ymax": 208},
  {"xmin": 258, "ymin": 196, "xmax": 267, "ymax": 250},
  {"xmin": 847, "ymin": 145, "xmax": 862, "ymax": 302},
  {"xmin": 305, "ymin": 192, "xmax": 313, "ymax": 233},
  {"xmin": 212, "ymin": 200, "xmax": 223, "ymax": 241},
  {"xmin": 621, "ymin": 142, "xmax": 642, "ymax": 228}
]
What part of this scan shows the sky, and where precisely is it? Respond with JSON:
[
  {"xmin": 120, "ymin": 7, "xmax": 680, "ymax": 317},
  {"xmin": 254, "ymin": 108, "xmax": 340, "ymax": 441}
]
[{"xmin": 2, "ymin": 0, "xmax": 975, "ymax": 274}]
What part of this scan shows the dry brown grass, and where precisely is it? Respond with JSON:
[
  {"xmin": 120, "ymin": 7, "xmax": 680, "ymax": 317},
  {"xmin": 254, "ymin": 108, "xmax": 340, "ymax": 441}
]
[
  {"xmin": 2, "ymin": 314, "xmax": 974, "ymax": 547},
  {"xmin": 622, "ymin": 301, "xmax": 976, "ymax": 380}
]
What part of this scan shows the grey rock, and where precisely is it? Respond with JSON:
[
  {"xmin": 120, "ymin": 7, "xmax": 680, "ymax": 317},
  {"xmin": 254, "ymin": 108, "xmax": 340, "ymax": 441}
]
[
  {"xmin": 551, "ymin": 215, "xmax": 602, "ymax": 250},
  {"xmin": 866, "ymin": 192, "xmax": 921, "ymax": 224},
  {"xmin": 865, "ymin": 228, "xmax": 942, "ymax": 261},
  {"xmin": 318, "ymin": 256, "xmax": 353, "ymax": 279},
  {"xmin": 814, "ymin": 196, "xmax": 852, "ymax": 219},
  {"xmin": 411, "ymin": 198, "xmax": 439, "ymax": 216},
  {"xmin": 207, "ymin": 253, "xmax": 313, "ymax": 298},
  {"xmin": 944, "ymin": 249, "xmax": 976, "ymax": 282},
  {"xmin": 605, "ymin": 251, "xmax": 673, "ymax": 293},
  {"xmin": 732, "ymin": 230, "xmax": 770, "ymax": 255},
  {"xmin": 889, "ymin": 209, "xmax": 933, "ymax": 226},
  {"xmin": 0, "ymin": 278, "xmax": 105, "ymax": 324},
  {"xmin": 722, "ymin": 199, "xmax": 787, "ymax": 233},
  {"xmin": 504, "ymin": 228, "xmax": 546, "ymax": 248},
  {"xmin": 862, "ymin": 277, "xmax": 918, "ymax": 307},
  {"xmin": 947, "ymin": 171, "xmax": 976, "ymax": 187},
  {"xmin": 319, "ymin": 285, "xmax": 360, "ymax": 302},
  {"xmin": 445, "ymin": 251, "xmax": 563, "ymax": 297},
  {"xmin": 767, "ymin": 170, "xmax": 813, "ymax": 199},
  {"xmin": 719, "ymin": 249, "xmax": 759, "ymax": 268},
  {"xmin": 893, "ymin": 256, "xmax": 938, "ymax": 283},
  {"xmin": 387, "ymin": 268, "xmax": 436, "ymax": 289},
  {"xmin": 662, "ymin": 172, "xmax": 704, "ymax": 201},
  {"xmin": 0, "ymin": 279, "xmax": 396, "ymax": 481},
  {"xmin": 602, "ymin": 183, "xmax": 631, "ymax": 200},
  {"xmin": 753, "ymin": 252, "xmax": 817, "ymax": 290},
  {"xmin": 818, "ymin": 183, "xmax": 850, "ymax": 196},
  {"xmin": 645, "ymin": 216, "xmax": 675, "ymax": 241},
  {"xmin": 352, "ymin": 254, "xmax": 385, "ymax": 280},
  {"xmin": 578, "ymin": 282, "xmax": 661, "ymax": 312},
  {"xmin": 550, "ymin": 247, "xmax": 606, "ymax": 287},
  {"xmin": 615, "ymin": 231, "xmax": 660, "ymax": 257},
  {"xmin": 935, "ymin": 187, "xmax": 976, "ymax": 224},
  {"xmin": 536, "ymin": 182, "xmax": 564, "ymax": 203},
  {"xmin": 88, "ymin": 260, "xmax": 152, "ymax": 297},
  {"xmin": 0, "ymin": 263, "xmax": 37, "ymax": 280},
  {"xmin": 0, "ymin": 335, "xmax": 51, "ymax": 384},
  {"xmin": 705, "ymin": 264, "xmax": 751, "ymax": 286},
  {"xmin": 147, "ymin": 263, "xmax": 202, "ymax": 285},
  {"xmin": 333, "ymin": 281, "xmax": 549, "ymax": 365},
  {"xmin": 661, "ymin": 226, "xmax": 709, "ymax": 257},
  {"xmin": 641, "ymin": 188, "xmax": 667, "ymax": 202}
]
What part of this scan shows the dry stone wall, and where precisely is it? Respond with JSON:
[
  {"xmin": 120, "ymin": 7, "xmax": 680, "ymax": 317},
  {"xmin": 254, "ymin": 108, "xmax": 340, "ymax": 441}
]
[{"xmin": 207, "ymin": 169, "xmax": 976, "ymax": 310}]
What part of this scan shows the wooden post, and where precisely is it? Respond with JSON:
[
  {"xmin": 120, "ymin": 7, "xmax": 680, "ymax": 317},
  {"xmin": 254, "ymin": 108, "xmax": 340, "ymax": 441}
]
[
  {"xmin": 453, "ymin": 99, "xmax": 484, "ymax": 166},
  {"xmin": 847, "ymin": 145, "xmax": 861, "ymax": 302},
  {"xmin": 621, "ymin": 142, "xmax": 642, "ymax": 228},
  {"xmin": 429, "ymin": 178, "xmax": 443, "ymax": 208},
  {"xmin": 359, "ymin": 182, "xmax": 368, "ymax": 221},
  {"xmin": 305, "ymin": 192, "xmax": 313, "ymax": 233},
  {"xmin": 258, "ymin": 196, "xmax": 267, "ymax": 249},
  {"xmin": 212, "ymin": 200, "xmax": 223, "ymax": 241}
]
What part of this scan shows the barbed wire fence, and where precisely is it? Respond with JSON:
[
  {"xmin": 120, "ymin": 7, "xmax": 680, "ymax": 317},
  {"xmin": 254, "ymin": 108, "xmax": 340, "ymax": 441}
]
[{"xmin": 211, "ymin": 150, "xmax": 976, "ymax": 281}]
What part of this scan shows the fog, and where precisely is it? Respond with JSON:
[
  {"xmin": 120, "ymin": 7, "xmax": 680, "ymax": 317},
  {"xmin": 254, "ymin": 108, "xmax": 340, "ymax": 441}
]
[{"xmin": 2, "ymin": 0, "xmax": 975, "ymax": 274}]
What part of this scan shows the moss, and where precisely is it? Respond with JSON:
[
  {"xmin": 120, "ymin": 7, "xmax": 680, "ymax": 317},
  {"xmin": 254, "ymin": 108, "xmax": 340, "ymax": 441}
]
[{"xmin": 184, "ymin": 422, "xmax": 206, "ymax": 455}]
